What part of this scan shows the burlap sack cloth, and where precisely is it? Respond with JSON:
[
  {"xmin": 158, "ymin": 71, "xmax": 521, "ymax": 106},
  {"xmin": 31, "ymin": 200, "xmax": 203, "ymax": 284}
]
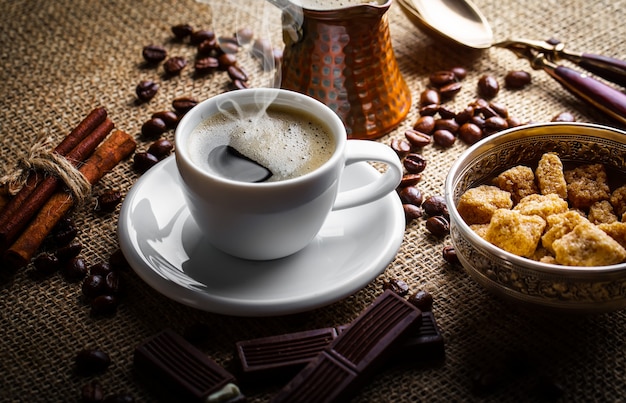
[{"xmin": 1, "ymin": 0, "xmax": 625, "ymax": 401}]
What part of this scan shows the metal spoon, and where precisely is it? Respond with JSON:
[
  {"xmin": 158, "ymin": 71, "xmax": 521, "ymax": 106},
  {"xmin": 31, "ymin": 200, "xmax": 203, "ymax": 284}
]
[{"xmin": 398, "ymin": 0, "xmax": 626, "ymax": 125}]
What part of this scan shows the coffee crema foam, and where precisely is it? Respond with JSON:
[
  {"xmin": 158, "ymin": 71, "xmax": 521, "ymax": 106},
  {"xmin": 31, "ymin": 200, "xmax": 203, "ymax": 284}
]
[
  {"xmin": 290, "ymin": 0, "xmax": 384, "ymax": 10},
  {"xmin": 188, "ymin": 105, "xmax": 335, "ymax": 182}
]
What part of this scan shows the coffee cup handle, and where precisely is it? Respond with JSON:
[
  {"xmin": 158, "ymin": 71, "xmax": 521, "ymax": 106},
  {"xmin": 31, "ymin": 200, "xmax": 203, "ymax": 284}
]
[{"xmin": 332, "ymin": 140, "xmax": 403, "ymax": 210}]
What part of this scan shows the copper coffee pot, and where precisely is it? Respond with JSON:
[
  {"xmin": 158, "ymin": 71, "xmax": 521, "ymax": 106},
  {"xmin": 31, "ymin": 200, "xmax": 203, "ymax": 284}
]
[{"xmin": 270, "ymin": 0, "xmax": 412, "ymax": 139}]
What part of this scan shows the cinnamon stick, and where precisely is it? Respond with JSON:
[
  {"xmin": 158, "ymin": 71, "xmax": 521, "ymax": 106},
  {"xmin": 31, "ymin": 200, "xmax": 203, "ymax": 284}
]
[
  {"xmin": 3, "ymin": 129, "xmax": 136, "ymax": 269},
  {"xmin": 0, "ymin": 117, "xmax": 115, "ymax": 251},
  {"xmin": 0, "ymin": 107, "xmax": 107, "ymax": 234}
]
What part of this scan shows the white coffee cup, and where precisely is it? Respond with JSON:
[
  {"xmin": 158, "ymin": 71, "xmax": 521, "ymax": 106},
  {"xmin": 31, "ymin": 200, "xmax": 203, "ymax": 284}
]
[{"xmin": 175, "ymin": 88, "xmax": 402, "ymax": 260}]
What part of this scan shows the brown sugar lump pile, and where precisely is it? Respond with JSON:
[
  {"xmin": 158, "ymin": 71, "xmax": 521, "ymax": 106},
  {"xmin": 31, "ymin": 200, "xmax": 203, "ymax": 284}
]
[
  {"xmin": 513, "ymin": 193, "xmax": 568, "ymax": 221},
  {"xmin": 552, "ymin": 221, "xmax": 626, "ymax": 266},
  {"xmin": 610, "ymin": 184, "xmax": 626, "ymax": 219},
  {"xmin": 588, "ymin": 200, "xmax": 618, "ymax": 224},
  {"xmin": 598, "ymin": 221, "xmax": 626, "ymax": 250},
  {"xmin": 541, "ymin": 210, "xmax": 588, "ymax": 254},
  {"xmin": 564, "ymin": 163, "xmax": 610, "ymax": 210},
  {"xmin": 457, "ymin": 185, "xmax": 513, "ymax": 225},
  {"xmin": 535, "ymin": 152, "xmax": 567, "ymax": 199},
  {"xmin": 493, "ymin": 165, "xmax": 538, "ymax": 204},
  {"xmin": 484, "ymin": 209, "xmax": 546, "ymax": 257}
]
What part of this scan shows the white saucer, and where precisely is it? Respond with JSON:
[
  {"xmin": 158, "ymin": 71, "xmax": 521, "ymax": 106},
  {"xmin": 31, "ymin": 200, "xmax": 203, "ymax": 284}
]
[{"xmin": 117, "ymin": 156, "xmax": 405, "ymax": 317}]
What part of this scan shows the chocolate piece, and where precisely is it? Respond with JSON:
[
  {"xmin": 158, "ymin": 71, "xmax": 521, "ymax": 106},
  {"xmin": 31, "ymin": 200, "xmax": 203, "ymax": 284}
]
[
  {"xmin": 271, "ymin": 290, "xmax": 421, "ymax": 402},
  {"xmin": 134, "ymin": 329, "xmax": 244, "ymax": 403}
]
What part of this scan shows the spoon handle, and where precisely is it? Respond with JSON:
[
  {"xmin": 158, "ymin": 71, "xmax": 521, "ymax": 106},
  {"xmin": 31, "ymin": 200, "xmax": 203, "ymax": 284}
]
[
  {"xmin": 544, "ymin": 63, "xmax": 626, "ymax": 125},
  {"xmin": 575, "ymin": 53, "xmax": 626, "ymax": 89}
]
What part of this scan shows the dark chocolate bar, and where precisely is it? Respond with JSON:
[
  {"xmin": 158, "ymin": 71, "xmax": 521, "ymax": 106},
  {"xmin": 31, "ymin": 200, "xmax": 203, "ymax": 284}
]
[
  {"xmin": 134, "ymin": 328, "xmax": 245, "ymax": 403},
  {"xmin": 271, "ymin": 290, "xmax": 421, "ymax": 403},
  {"xmin": 236, "ymin": 312, "xmax": 444, "ymax": 380}
]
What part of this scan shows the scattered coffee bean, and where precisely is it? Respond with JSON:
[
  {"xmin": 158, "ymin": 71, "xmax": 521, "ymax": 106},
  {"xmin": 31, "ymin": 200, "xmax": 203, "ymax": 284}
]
[
  {"xmin": 552, "ymin": 111, "xmax": 576, "ymax": 122},
  {"xmin": 55, "ymin": 241, "xmax": 83, "ymax": 262},
  {"xmin": 81, "ymin": 380, "xmax": 104, "ymax": 403},
  {"xmin": 442, "ymin": 245, "xmax": 460, "ymax": 265},
  {"xmin": 141, "ymin": 45, "xmax": 167, "ymax": 64},
  {"xmin": 419, "ymin": 104, "xmax": 439, "ymax": 116},
  {"xmin": 229, "ymin": 79, "xmax": 249, "ymax": 90},
  {"xmin": 403, "ymin": 204, "xmax": 423, "ymax": 222},
  {"xmin": 429, "ymin": 70, "xmax": 456, "ymax": 87},
  {"xmin": 104, "ymin": 272, "xmax": 121, "ymax": 294},
  {"xmin": 75, "ymin": 349, "xmax": 111, "ymax": 375},
  {"xmin": 190, "ymin": 29, "xmax": 215, "ymax": 45},
  {"xmin": 399, "ymin": 173, "xmax": 422, "ymax": 187},
  {"xmin": 434, "ymin": 118, "xmax": 459, "ymax": 133},
  {"xmin": 133, "ymin": 152, "xmax": 159, "ymax": 173},
  {"xmin": 194, "ymin": 56, "xmax": 219, "ymax": 74},
  {"xmin": 163, "ymin": 56, "xmax": 187, "ymax": 75},
  {"xmin": 90, "ymin": 262, "xmax": 113, "ymax": 277},
  {"xmin": 458, "ymin": 122, "xmax": 483, "ymax": 144},
  {"xmin": 252, "ymin": 37, "xmax": 273, "ymax": 61},
  {"xmin": 403, "ymin": 153, "xmax": 428, "ymax": 173},
  {"xmin": 147, "ymin": 139, "xmax": 174, "ymax": 160},
  {"xmin": 197, "ymin": 38, "xmax": 217, "ymax": 55},
  {"xmin": 52, "ymin": 219, "xmax": 78, "ymax": 247},
  {"xmin": 96, "ymin": 190, "xmax": 122, "ymax": 213},
  {"xmin": 484, "ymin": 116, "xmax": 509, "ymax": 134},
  {"xmin": 506, "ymin": 116, "xmax": 523, "ymax": 128},
  {"xmin": 437, "ymin": 105, "xmax": 457, "ymax": 120},
  {"xmin": 227, "ymin": 65, "xmax": 248, "ymax": 82},
  {"xmin": 33, "ymin": 253, "xmax": 60, "ymax": 275},
  {"xmin": 383, "ymin": 278, "xmax": 410, "ymax": 296},
  {"xmin": 151, "ymin": 111, "xmax": 179, "ymax": 129},
  {"xmin": 62, "ymin": 257, "xmax": 88, "ymax": 282},
  {"xmin": 141, "ymin": 117, "xmax": 167, "ymax": 138},
  {"xmin": 404, "ymin": 128, "xmax": 431, "ymax": 148},
  {"xmin": 488, "ymin": 101, "xmax": 509, "ymax": 118},
  {"xmin": 217, "ymin": 52, "xmax": 238, "ymax": 69},
  {"xmin": 390, "ymin": 138, "xmax": 411, "ymax": 158},
  {"xmin": 82, "ymin": 274, "xmax": 106, "ymax": 299},
  {"xmin": 172, "ymin": 96, "xmax": 198, "ymax": 114},
  {"xmin": 419, "ymin": 89, "xmax": 440, "ymax": 107},
  {"xmin": 425, "ymin": 215, "xmax": 450, "ymax": 237},
  {"xmin": 236, "ymin": 27, "xmax": 254, "ymax": 45},
  {"xmin": 109, "ymin": 249, "xmax": 130, "ymax": 271},
  {"xmin": 455, "ymin": 106, "xmax": 475, "ymax": 125},
  {"xmin": 171, "ymin": 23, "xmax": 194, "ymax": 40},
  {"xmin": 413, "ymin": 115, "xmax": 435, "ymax": 134},
  {"xmin": 398, "ymin": 186, "xmax": 423, "ymax": 206},
  {"xmin": 477, "ymin": 75, "xmax": 499, "ymax": 98},
  {"xmin": 504, "ymin": 70, "xmax": 531, "ymax": 89},
  {"xmin": 439, "ymin": 81, "xmax": 462, "ymax": 99},
  {"xmin": 433, "ymin": 129, "xmax": 456, "ymax": 148},
  {"xmin": 408, "ymin": 290, "xmax": 433, "ymax": 311},
  {"xmin": 218, "ymin": 40, "xmax": 240, "ymax": 55},
  {"xmin": 422, "ymin": 195, "xmax": 448, "ymax": 218},
  {"xmin": 91, "ymin": 294, "xmax": 119, "ymax": 316},
  {"xmin": 450, "ymin": 66, "xmax": 467, "ymax": 80}
]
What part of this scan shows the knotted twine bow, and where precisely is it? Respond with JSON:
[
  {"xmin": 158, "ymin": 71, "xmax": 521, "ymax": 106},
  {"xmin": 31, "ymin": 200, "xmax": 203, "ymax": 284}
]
[{"xmin": 0, "ymin": 134, "xmax": 92, "ymax": 206}]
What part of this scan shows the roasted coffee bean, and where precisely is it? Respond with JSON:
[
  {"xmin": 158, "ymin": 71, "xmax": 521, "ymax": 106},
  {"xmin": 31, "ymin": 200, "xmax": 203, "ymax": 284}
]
[
  {"xmin": 171, "ymin": 23, "xmax": 194, "ymax": 40},
  {"xmin": 552, "ymin": 111, "xmax": 576, "ymax": 122},
  {"xmin": 62, "ymin": 257, "xmax": 88, "ymax": 282},
  {"xmin": 429, "ymin": 70, "xmax": 456, "ymax": 87},
  {"xmin": 488, "ymin": 101, "xmax": 509, "ymax": 118},
  {"xmin": 151, "ymin": 111, "xmax": 179, "ymax": 129},
  {"xmin": 81, "ymin": 380, "xmax": 104, "ymax": 403},
  {"xmin": 399, "ymin": 173, "xmax": 422, "ymax": 187},
  {"xmin": 455, "ymin": 106, "xmax": 475, "ymax": 125},
  {"xmin": 172, "ymin": 96, "xmax": 198, "ymax": 114},
  {"xmin": 227, "ymin": 65, "xmax": 248, "ymax": 82},
  {"xmin": 398, "ymin": 186, "xmax": 423, "ymax": 206},
  {"xmin": 103, "ymin": 393, "xmax": 135, "ymax": 403},
  {"xmin": 413, "ymin": 115, "xmax": 435, "ymax": 134},
  {"xmin": 404, "ymin": 129, "xmax": 431, "ymax": 148},
  {"xmin": 383, "ymin": 278, "xmax": 410, "ymax": 296},
  {"xmin": 236, "ymin": 27, "xmax": 254, "ymax": 45},
  {"xmin": 252, "ymin": 37, "xmax": 273, "ymax": 60},
  {"xmin": 75, "ymin": 349, "xmax": 111, "ymax": 375},
  {"xmin": 403, "ymin": 204, "xmax": 423, "ymax": 222},
  {"xmin": 419, "ymin": 89, "xmax": 440, "ymax": 107},
  {"xmin": 419, "ymin": 104, "xmax": 439, "ymax": 116},
  {"xmin": 470, "ymin": 115, "xmax": 486, "ymax": 129},
  {"xmin": 229, "ymin": 79, "xmax": 249, "ymax": 90},
  {"xmin": 90, "ymin": 262, "xmax": 113, "ymax": 277},
  {"xmin": 217, "ymin": 40, "xmax": 239, "ymax": 55},
  {"xmin": 408, "ymin": 290, "xmax": 433, "ymax": 311},
  {"xmin": 433, "ymin": 129, "xmax": 456, "ymax": 148},
  {"xmin": 133, "ymin": 152, "xmax": 159, "ymax": 173},
  {"xmin": 438, "ymin": 105, "xmax": 456, "ymax": 120},
  {"xmin": 141, "ymin": 117, "xmax": 167, "ymax": 138},
  {"xmin": 458, "ymin": 122, "xmax": 483, "ymax": 144},
  {"xmin": 147, "ymin": 138, "xmax": 174, "ymax": 160},
  {"xmin": 33, "ymin": 253, "xmax": 60, "ymax": 275},
  {"xmin": 422, "ymin": 195, "xmax": 448, "ymax": 218},
  {"xmin": 91, "ymin": 295, "xmax": 119, "ymax": 316},
  {"xmin": 96, "ymin": 190, "xmax": 122, "ymax": 213},
  {"xmin": 425, "ymin": 215, "xmax": 450, "ymax": 237},
  {"xmin": 141, "ymin": 45, "xmax": 167, "ymax": 64},
  {"xmin": 505, "ymin": 70, "xmax": 531, "ymax": 89},
  {"xmin": 82, "ymin": 274, "xmax": 106, "ymax": 299},
  {"xmin": 390, "ymin": 138, "xmax": 411, "ymax": 158},
  {"xmin": 104, "ymin": 272, "xmax": 121, "ymax": 294},
  {"xmin": 434, "ymin": 118, "xmax": 459, "ymax": 133},
  {"xmin": 135, "ymin": 80, "xmax": 159, "ymax": 102},
  {"xmin": 484, "ymin": 116, "xmax": 509, "ymax": 134},
  {"xmin": 53, "ymin": 224, "xmax": 78, "ymax": 247},
  {"xmin": 197, "ymin": 38, "xmax": 217, "ymax": 56},
  {"xmin": 217, "ymin": 52, "xmax": 238, "ymax": 69},
  {"xmin": 190, "ymin": 29, "xmax": 215, "ymax": 45},
  {"xmin": 450, "ymin": 66, "xmax": 467, "ymax": 80},
  {"xmin": 55, "ymin": 241, "xmax": 83, "ymax": 262},
  {"xmin": 403, "ymin": 153, "xmax": 428, "ymax": 173},
  {"xmin": 163, "ymin": 56, "xmax": 187, "ymax": 75},
  {"xmin": 506, "ymin": 116, "xmax": 523, "ymax": 128},
  {"xmin": 439, "ymin": 81, "xmax": 462, "ymax": 100},
  {"xmin": 477, "ymin": 75, "xmax": 499, "ymax": 98},
  {"xmin": 109, "ymin": 249, "xmax": 130, "ymax": 271},
  {"xmin": 442, "ymin": 245, "xmax": 460, "ymax": 265},
  {"xmin": 194, "ymin": 56, "xmax": 219, "ymax": 74}
]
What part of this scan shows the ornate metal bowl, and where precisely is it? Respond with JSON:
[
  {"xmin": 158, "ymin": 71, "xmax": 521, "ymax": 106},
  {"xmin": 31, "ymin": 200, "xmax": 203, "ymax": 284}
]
[{"xmin": 445, "ymin": 122, "xmax": 626, "ymax": 313}]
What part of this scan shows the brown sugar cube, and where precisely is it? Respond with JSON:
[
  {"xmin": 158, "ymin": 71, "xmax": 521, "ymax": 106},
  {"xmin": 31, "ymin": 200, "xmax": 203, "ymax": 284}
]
[
  {"xmin": 598, "ymin": 221, "xmax": 626, "ymax": 250},
  {"xmin": 610, "ymin": 185, "xmax": 626, "ymax": 218},
  {"xmin": 457, "ymin": 185, "xmax": 513, "ymax": 225},
  {"xmin": 493, "ymin": 165, "xmax": 538, "ymax": 204},
  {"xmin": 485, "ymin": 209, "xmax": 546, "ymax": 257},
  {"xmin": 470, "ymin": 223, "xmax": 490, "ymax": 239},
  {"xmin": 513, "ymin": 193, "xmax": 568, "ymax": 221},
  {"xmin": 588, "ymin": 200, "xmax": 618, "ymax": 224},
  {"xmin": 552, "ymin": 221, "xmax": 626, "ymax": 266},
  {"xmin": 541, "ymin": 210, "xmax": 588, "ymax": 254},
  {"xmin": 564, "ymin": 163, "xmax": 610, "ymax": 210},
  {"xmin": 531, "ymin": 247, "xmax": 557, "ymax": 264},
  {"xmin": 535, "ymin": 152, "xmax": 567, "ymax": 199}
]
